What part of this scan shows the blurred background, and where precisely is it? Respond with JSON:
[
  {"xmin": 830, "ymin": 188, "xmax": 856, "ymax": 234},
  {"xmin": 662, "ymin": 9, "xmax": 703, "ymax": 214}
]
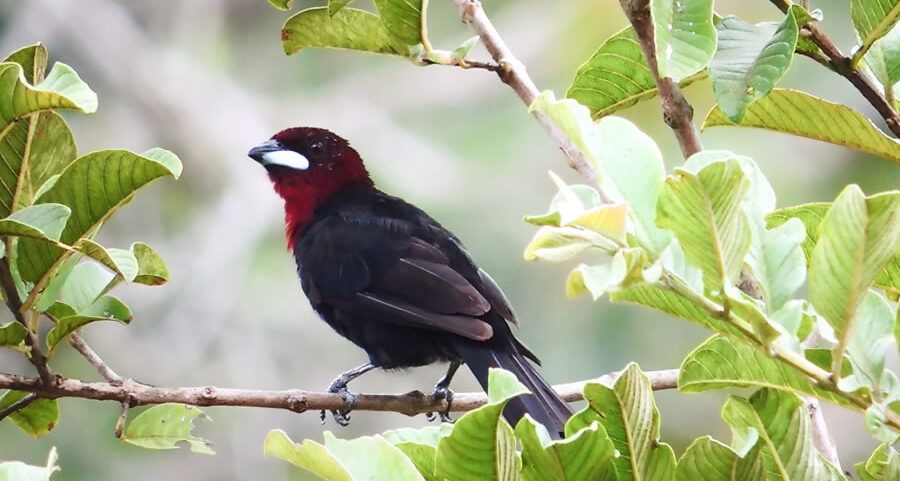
[{"xmin": 0, "ymin": 0, "xmax": 897, "ymax": 478}]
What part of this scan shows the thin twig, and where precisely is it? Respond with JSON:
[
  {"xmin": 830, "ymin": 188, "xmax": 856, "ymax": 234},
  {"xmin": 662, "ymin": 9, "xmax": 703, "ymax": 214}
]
[
  {"xmin": 0, "ymin": 392, "xmax": 38, "ymax": 422},
  {"xmin": 68, "ymin": 332, "xmax": 122, "ymax": 382},
  {"xmin": 447, "ymin": 0, "xmax": 600, "ymax": 186},
  {"xmin": 0, "ymin": 258, "xmax": 54, "ymax": 387},
  {"xmin": 0, "ymin": 368, "xmax": 679, "ymax": 417},
  {"xmin": 620, "ymin": 0, "xmax": 703, "ymax": 158},
  {"xmin": 769, "ymin": 0, "xmax": 900, "ymax": 137},
  {"xmin": 420, "ymin": 57, "xmax": 500, "ymax": 72}
]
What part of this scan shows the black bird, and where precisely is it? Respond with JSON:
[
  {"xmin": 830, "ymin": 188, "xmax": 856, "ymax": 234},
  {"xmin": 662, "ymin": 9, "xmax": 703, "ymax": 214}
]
[{"xmin": 249, "ymin": 127, "xmax": 572, "ymax": 436}]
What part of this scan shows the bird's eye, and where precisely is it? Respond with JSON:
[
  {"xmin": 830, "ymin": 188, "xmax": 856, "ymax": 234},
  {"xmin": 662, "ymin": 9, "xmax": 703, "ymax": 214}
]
[{"xmin": 309, "ymin": 141, "xmax": 324, "ymax": 156}]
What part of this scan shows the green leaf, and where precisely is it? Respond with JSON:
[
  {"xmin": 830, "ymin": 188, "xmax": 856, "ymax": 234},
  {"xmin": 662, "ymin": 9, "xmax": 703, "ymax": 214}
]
[
  {"xmin": 720, "ymin": 390, "xmax": 844, "ymax": 480},
  {"xmin": 17, "ymin": 148, "xmax": 182, "ymax": 283},
  {"xmin": 328, "ymin": 0, "xmax": 354, "ymax": 16},
  {"xmin": 524, "ymin": 183, "xmax": 603, "ymax": 227},
  {"xmin": 745, "ymin": 217, "xmax": 806, "ymax": 312},
  {"xmin": 530, "ymin": 91, "xmax": 671, "ymax": 255},
  {"xmin": 702, "ymin": 89, "xmax": 900, "ymax": 166},
  {"xmin": 373, "ymin": 0, "xmax": 424, "ymax": 46},
  {"xmin": 515, "ymin": 417, "xmax": 615, "ymax": 481},
  {"xmin": 679, "ymin": 335, "xmax": 854, "ymax": 409},
  {"xmin": 566, "ymin": 248, "xmax": 645, "ymax": 299},
  {"xmin": 435, "ymin": 368, "xmax": 526, "ymax": 481},
  {"xmin": 122, "ymin": 404, "xmax": 213, "ymax": 454},
  {"xmin": 264, "ymin": 430, "xmax": 354, "ymax": 481},
  {"xmin": 675, "ymin": 436, "xmax": 748, "ymax": 481},
  {"xmin": 657, "ymin": 159, "xmax": 751, "ymax": 293},
  {"xmin": 267, "ymin": 0, "xmax": 293, "ymax": 11},
  {"xmin": 865, "ymin": 404, "xmax": 900, "ymax": 443},
  {"xmin": 0, "ymin": 204, "xmax": 71, "ymax": 244},
  {"xmin": 809, "ymin": 188, "xmax": 900, "ymax": 342},
  {"xmin": 851, "ymin": 0, "xmax": 900, "ymax": 65},
  {"xmin": 864, "ymin": 23, "xmax": 900, "ymax": 89},
  {"xmin": 844, "ymin": 292, "xmax": 894, "ymax": 394},
  {"xmin": 651, "ymin": 0, "xmax": 717, "ymax": 81},
  {"xmin": 566, "ymin": 26, "xmax": 707, "ymax": 119},
  {"xmin": 450, "ymin": 36, "xmax": 479, "ymax": 61},
  {"xmin": 0, "ymin": 446, "xmax": 60, "ymax": 481},
  {"xmin": 45, "ymin": 296, "xmax": 131, "ymax": 351},
  {"xmin": 0, "ymin": 391, "xmax": 59, "ymax": 437},
  {"xmin": 384, "ymin": 425, "xmax": 450, "ymax": 481},
  {"xmin": 855, "ymin": 444, "xmax": 900, "ymax": 481},
  {"xmin": 58, "ymin": 262, "xmax": 114, "ymax": 311},
  {"xmin": 4, "ymin": 44, "xmax": 49, "ymax": 84},
  {"xmin": 0, "ymin": 321, "xmax": 27, "ymax": 347},
  {"xmin": 767, "ymin": 201, "xmax": 900, "ymax": 298},
  {"xmin": 571, "ymin": 364, "xmax": 676, "ymax": 481},
  {"xmin": 611, "ymin": 282, "xmax": 753, "ymax": 341},
  {"xmin": 0, "ymin": 61, "xmax": 98, "ymax": 125},
  {"xmin": 323, "ymin": 431, "xmax": 427, "ymax": 481},
  {"xmin": 74, "ymin": 239, "xmax": 138, "ymax": 281},
  {"xmin": 709, "ymin": 13, "xmax": 798, "ymax": 122},
  {"xmin": 282, "ymin": 7, "xmax": 408, "ymax": 57},
  {"xmin": 132, "ymin": 242, "xmax": 169, "ymax": 285},
  {"xmin": 523, "ymin": 226, "xmax": 593, "ymax": 262}
]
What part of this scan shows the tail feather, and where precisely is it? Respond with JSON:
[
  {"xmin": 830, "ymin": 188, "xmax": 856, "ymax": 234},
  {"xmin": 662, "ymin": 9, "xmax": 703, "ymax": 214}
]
[{"xmin": 457, "ymin": 344, "xmax": 572, "ymax": 438}]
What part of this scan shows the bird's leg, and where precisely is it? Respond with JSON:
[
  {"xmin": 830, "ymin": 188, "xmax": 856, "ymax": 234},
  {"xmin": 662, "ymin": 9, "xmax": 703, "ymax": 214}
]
[
  {"xmin": 321, "ymin": 362, "xmax": 376, "ymax": 426},
  {"xmin": 427, "ymin": 360, "xmax": 461, "ymax": 423}
]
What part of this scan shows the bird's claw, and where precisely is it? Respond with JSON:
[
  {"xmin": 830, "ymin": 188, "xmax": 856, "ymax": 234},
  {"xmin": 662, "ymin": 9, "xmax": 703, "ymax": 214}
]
[
  {"xmin": 429, "ymin": 383, "xmax": 454, "ymax": 423},
  {"xmin": 321, "ymin": 378, "xmax": 357, "ymax": 426}
]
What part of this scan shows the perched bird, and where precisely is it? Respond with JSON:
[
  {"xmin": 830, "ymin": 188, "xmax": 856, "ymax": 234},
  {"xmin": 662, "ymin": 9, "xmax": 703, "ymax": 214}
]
[{"xmin": 249, "ymin": 127, "xmax": 571, "ymax": 437}]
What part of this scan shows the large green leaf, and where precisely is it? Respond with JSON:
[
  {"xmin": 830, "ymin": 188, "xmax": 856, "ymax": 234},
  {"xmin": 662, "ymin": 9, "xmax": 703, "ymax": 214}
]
[
  {"xmin": 0, "ymin": 55, "xmax": 94, "ymax": 218},
  {"xmin": 708, "ymin": 14, "xmax": 798, "ymax": 122},
  {"xmin": 675, "ymin": 436, "xmax": 750, "ymax": 481},
  {"xmin": 744, "ymin": 218, "xmax": 806, "ymax": 313},
  {"xmin": 328, "ymin": 1, "xmax": 355, "ymax": 16},
  {"xmin": 131, "ymin": 242, "xmax": 169, "ymax": 286},
  {"xmin": 843, "ymin": 292, "xmax": 894, "ymax": 395},
  {"xmin": 74, "ymin": 239, "xmax": 138, "ymax": 281},
  {"xmin": 651, "ymin": 0, "xmax": 717, "ymax": 81},
  {"xmin": 45, "ymin": 296, "xmax": 132, "ymax": 351},
  {"xmin": 17, "ymin": 148, "xmax": 182, "ymax": 283},
  {"xmin": 679, "ymin": 336, "xmax": 853, "ymax": 409},
  {"xmin": 851, "ymin": 0, "xmax": 900, "ymax": 65},
  {"xmin": 264, "ymin": 430, "xmax": 354, "ymax": 481},
  {"xmin": 435, "ymin": 368, "xmax": 528, "ymax": 481},
  {"xmin": 702, "ymin": 89, "xmax": 900, "ymax": 166},
  {"xmin": 515, "ymin": 417, "xmax": 615, "ymax": 481},
  {"xmin": 767, "ymin": 201, "xmax": 900, "ymax": 298},
  {"xmin": 611, "ymin": 282, "xmax": 752, "ymax": 341},
  {"xmin": 325, "ymin": 431, "xmax": 427, "ymax": 481},
  {"xmin": 657, "ymin": 159, "xmax": 751, "ymax": 293},
  {"xmin": 571, "ymin": 364, "xmax": 676, "ymax": 481},
  {"xmin": 809, "ymin": 188, "xmax": 900, "ymax": 343},
  {"xmin": 530, "ymin": 91, "xmax": 671, "ymax": 256},
  {"xmin": 0, "ymin": 447, "xmax": 60, "ymax": 481},
  {"xmin": 282, "ymin": 7, "xmax": 408, "ymax": 57},
  {"xmin": 122, "ymin": 404, "xmax": 213, "ymax": 454},
  {"xmin": 373, "ymin": 0, "xmax": 424, "ymax": 46},
  {"xmin": 566, "ymin": 26, "xmax": 706, "ymax": 119},
  {"xmin": 0, "ymin": 390, "xmax": 59, "ymax": 438},
  {"xmin": 720, "ymin": 390, "xmax": 844, "ymax": 480}
]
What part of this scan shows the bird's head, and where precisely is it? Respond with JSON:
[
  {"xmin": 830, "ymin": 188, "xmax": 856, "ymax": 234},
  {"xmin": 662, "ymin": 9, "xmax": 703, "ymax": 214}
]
[{"xmin": 249, "ymin": 127, "xmax": 373, "ymax": 242}]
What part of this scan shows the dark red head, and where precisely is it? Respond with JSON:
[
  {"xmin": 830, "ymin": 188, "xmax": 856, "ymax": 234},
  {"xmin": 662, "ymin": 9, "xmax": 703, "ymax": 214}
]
[{"xmin": 249, "ymin": 127, "xmax": 373, "ymax": 244}]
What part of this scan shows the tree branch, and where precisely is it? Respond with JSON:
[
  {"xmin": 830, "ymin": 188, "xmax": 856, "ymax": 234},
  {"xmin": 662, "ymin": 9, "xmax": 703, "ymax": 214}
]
[
  {"xmin": 0, "ymin": 258, "xmax": 54, "ymax": 387},
  {"xmin": 0, "ymin": 368, "xmax": 679, "ymax": 417},
  {"xmin": 620, "ymin": 0, "xmax": 703, "ymax": 158},
  {"xmin": 769, "ymin": 0, "xmax": 900, "ymax": 137},
  {"xmin": 447, "ymin": 0, "xmax": 600, "ymax": 186},
  {"xmin": 68, "ymin": 332, "xmax": 122, "ymax": 383},
  {"xmin": 0, "ymin": 392, "xmax": 37, "ymax": 422}
]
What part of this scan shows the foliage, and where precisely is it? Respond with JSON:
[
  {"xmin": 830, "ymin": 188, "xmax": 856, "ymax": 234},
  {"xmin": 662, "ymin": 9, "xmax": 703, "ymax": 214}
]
[{"xmin": 4, "ymin": 0, "xmax": 900, "ymax": 478}]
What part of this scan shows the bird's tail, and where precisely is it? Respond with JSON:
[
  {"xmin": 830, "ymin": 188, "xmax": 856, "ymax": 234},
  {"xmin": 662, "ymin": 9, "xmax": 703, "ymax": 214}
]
[{"xmin": 456, "ymin": 343, "xmax": 572, "ymax": 438}]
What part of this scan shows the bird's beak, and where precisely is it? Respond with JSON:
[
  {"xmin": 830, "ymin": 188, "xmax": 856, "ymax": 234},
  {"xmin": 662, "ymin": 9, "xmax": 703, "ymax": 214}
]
[{"xmin": 248, "ymin": 139, "xmax": 310, "ymax": 171}]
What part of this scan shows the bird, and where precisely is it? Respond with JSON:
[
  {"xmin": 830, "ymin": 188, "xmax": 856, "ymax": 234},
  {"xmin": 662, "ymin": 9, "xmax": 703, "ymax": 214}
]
[{"xmin": 248, "ymin": 127, "xmax": 572, "ymax": 437}]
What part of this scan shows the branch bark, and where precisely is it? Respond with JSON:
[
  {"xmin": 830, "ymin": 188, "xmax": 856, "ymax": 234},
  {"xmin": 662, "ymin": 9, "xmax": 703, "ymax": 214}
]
[
  {"xmin": 620, "ymin": 0, "xmax": 704, "ymax": 158},
  {"xmin": 0, "ymin": 368, "xmax": 679, "ymax": 417},
  {"xmin": 447, "ymin": 0, "xmax": 600, "ymax": 186}
]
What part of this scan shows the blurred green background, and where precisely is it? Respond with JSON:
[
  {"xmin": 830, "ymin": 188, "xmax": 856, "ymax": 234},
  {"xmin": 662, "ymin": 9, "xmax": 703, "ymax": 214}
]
[{"xmin": 0, "ymin": 0, "xmax": 896, "ymax": 478}]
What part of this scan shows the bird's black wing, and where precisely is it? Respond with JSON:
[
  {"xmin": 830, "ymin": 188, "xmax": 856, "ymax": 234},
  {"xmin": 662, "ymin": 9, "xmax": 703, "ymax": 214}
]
[{"xmin": 295, "ymin": 191, "xmax": 505, "ymax": 342}]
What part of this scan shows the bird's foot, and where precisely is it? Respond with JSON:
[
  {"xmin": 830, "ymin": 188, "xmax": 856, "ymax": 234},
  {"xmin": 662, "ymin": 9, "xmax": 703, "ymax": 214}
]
[
  {"xmin": 426, "ymin": 383, "xmax": 454, "ymax": 423},
  {"xmin": 320, "ymin": 377, "xmax": 358, "ymax": 426}
]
